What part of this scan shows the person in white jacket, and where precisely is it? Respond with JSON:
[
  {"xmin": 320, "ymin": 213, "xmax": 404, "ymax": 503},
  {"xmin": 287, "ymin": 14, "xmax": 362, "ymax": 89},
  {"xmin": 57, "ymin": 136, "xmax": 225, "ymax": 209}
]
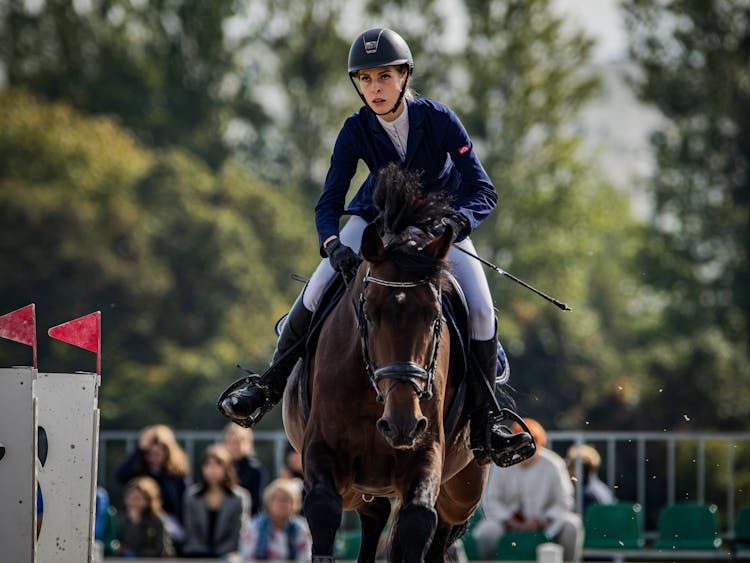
[{"xmin": 472, "ymin": 418, "xmax": 583, "ymax": 562}]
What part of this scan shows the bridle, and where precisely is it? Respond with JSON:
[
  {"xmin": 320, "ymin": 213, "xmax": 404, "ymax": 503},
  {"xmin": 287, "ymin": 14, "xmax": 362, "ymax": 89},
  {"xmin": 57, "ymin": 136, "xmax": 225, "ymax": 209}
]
[{"xmin": 356, "ymin": 268, "xmax": 443, "ymax": 403}]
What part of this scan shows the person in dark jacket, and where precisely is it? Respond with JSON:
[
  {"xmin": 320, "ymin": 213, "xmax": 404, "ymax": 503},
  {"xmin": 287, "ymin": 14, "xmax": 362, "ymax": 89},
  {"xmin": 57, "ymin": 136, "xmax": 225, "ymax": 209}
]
[
  {"xmin": 182, "ymin": 444, "xmax": 249, "ymax": 558},
  {"xmin": 222, "ymin": 423, "xmax": 267, "ymax": 516},
  {"xmin": 220, "ymin": 27, "xmax": 533, "ymax": 466},
  {"xmin": 116, "ymin": 476, "xmax": 174, "ymax": 557}
]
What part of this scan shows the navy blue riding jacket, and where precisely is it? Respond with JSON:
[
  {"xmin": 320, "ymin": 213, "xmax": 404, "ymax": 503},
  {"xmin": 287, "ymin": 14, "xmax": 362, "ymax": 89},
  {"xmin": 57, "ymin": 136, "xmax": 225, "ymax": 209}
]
[{"xmin": 315, "ymin": 97, "xmax": 497, "ymax": 251}]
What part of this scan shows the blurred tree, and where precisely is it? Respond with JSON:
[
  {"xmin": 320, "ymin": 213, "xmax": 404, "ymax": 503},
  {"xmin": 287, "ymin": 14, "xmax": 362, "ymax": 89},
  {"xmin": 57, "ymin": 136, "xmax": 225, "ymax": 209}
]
[
  {"xmin": 0, "ymin": 89, "xmax": 317, "ymax": 428},
  {"xmin": 0, "ymin": 0, "xmax": 265, "ymax": 169},
  {"xmin": 228, "ymin": 0, "xmax": 358, "ymax": 205},
  {"xmin": 624, "ymin": 0, "xmax": 750, "ymax": 429},
  {"xmin": 423, "ymin": 0, "xmax": 648, "ymax": 429}
]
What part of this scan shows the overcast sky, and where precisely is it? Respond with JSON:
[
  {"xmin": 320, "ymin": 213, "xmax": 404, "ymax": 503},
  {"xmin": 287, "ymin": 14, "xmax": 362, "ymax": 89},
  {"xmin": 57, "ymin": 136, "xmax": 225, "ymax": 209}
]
[{"xmin": 554, "ymin": 0, "xmax": 628, "ymax": 62}]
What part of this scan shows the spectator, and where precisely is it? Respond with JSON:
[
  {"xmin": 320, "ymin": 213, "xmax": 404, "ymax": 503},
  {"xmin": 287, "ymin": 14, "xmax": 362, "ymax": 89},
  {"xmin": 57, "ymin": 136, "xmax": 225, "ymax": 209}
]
[
  {"xmin": 473, "ymin": 418, "xmax": 583, "ymax": 562},
  {"xmin": 116, "ymin": 476, "xmax": 174, "ymax": 557},
  {"xmin": 182, "ymin": 444, "xmax": 249, "ymax": 558},
  {"xmin": 566, "ymin": 443, "xmax": 616, "ymax": 513},
  {"xmin": 240, "ymin": 478, "xmax": 311, "ymax": 562},
  {"xmin": 278, "ymin": 444, "xmax": 305, "ymax": 503},
  {"xmin": 223, "ymin": 423, "xmax": 268, "ymax": 516},
  {"xmin": 115, "ymin": 424, "xmax": 190, "ymax": 545},
  {"xmin": 279, "ymin": 444, "xmax": 303, "ymax": 482}
]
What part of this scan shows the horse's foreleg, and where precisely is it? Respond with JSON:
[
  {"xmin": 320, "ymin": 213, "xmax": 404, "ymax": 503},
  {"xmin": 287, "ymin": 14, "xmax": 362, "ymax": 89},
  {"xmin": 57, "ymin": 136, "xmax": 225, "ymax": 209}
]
[
  {"xmin": 356, "ymin": 496, "xmax": 391, "ymax": 563},
  {"xmin": 424, "ymin": 519, "xmax": 453, "ymax": 563},
  {"xmin": 396, "ymin": 478, "xmax": 439, "ymax": 563},
  {"xmin": 303, "ymin": 444, "xmax": 342, "ymax": 562}
]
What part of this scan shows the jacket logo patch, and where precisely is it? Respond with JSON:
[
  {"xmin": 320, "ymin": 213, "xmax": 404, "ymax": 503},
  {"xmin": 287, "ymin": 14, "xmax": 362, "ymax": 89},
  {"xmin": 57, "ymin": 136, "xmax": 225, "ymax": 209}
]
[{"xmin": 458, "ymin": 144, "xmax": 470, "ymax": 155}]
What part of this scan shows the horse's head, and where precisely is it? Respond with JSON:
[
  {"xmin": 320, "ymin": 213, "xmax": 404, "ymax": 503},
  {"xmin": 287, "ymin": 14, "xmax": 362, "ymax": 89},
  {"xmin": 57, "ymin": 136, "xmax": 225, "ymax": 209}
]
[{"xmin": 356, "ymin": 164, "xmax": 455, "ymax": 450}]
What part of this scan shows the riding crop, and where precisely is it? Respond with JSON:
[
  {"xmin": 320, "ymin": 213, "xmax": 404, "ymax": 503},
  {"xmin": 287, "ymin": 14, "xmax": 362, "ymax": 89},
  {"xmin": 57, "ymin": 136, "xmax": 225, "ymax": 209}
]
[{"xmin": 452, "ymin": 245, "xmax": 572, "ymax": 312}]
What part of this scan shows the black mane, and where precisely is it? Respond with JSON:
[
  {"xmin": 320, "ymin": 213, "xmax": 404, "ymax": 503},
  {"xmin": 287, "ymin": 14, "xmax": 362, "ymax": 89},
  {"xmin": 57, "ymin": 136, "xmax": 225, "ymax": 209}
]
[{"xmin": 372, "ymin": 163, "xmax": 453, "ymax": 283}]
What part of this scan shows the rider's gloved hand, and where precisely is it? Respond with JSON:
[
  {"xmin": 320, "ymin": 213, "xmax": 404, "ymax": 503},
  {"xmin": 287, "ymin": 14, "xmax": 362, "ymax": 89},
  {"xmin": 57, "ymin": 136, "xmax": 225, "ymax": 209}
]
[
  {"xmin": 441, "ymin": 212, "xmax": 469, "ymax": 241},
  {"xmin": 427, "ymin": 212, "xmax": 469, "ymax": 242},
  {"xmin": 325, "ymin": 237, "xmax": 361, "ymax": 279}
]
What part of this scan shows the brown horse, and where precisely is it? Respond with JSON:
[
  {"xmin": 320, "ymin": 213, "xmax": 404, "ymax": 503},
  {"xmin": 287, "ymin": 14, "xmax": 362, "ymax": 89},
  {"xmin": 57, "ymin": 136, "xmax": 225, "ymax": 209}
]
[{"xmin": 283, "ymin": 166, "xmax": 489, "ymax": 563}]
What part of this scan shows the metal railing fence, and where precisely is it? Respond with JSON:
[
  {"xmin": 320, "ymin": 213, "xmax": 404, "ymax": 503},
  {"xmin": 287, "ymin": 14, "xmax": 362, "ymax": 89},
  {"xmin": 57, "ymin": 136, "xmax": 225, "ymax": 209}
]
[{"xmin": 98, "ymin": 429, "xmax": 750, "ymax": 537}]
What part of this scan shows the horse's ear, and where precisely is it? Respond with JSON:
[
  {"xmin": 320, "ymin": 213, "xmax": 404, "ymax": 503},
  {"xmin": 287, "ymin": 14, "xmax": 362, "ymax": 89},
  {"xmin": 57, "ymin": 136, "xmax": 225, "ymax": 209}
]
[
  {"xmin": 424, "ymin": 228, "xmax": 453, "ymax": 260},
  {"xmin": 361, "ymin": 222, "xmax": 386, "ymax": 263}
]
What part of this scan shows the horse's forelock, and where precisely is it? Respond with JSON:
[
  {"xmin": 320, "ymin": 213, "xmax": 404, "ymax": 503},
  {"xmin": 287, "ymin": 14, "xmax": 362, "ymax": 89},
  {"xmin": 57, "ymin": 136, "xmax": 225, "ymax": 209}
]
[
  {"xmin": 374, "ymin": 164, "xmax": 454, "ymax": 235},
  {"xmin": 373, "ymin": 164, "xmax": 454, "ymax": 287}
]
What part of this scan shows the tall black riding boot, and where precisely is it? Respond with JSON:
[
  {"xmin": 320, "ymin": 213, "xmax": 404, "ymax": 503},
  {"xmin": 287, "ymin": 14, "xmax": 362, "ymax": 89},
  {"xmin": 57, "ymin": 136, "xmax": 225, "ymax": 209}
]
[
  {"xmin": 468, "ymin": 337, "xmax": 536, "ymax": 467},
  {"xmin": 218, "ymin": 292, "xmax": 313, "ymax": 427}
]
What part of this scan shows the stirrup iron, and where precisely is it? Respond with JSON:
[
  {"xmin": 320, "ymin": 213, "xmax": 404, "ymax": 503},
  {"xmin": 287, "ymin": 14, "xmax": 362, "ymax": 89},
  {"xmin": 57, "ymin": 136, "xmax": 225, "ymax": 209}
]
[
  {"xmin": 216, "ymin": 365, "xmax": 274, "ymax": 428},
  {"xmin": 488, "ymin": 408, "xmax": 537, "ymax": 468}
]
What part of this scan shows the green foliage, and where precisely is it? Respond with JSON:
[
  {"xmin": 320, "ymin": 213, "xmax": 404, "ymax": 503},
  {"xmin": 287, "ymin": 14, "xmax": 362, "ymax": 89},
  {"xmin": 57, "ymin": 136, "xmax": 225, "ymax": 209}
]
[
  {"xmin": 2, "ymin": 0, "xmax": 745, "ymax": 435},
  {"xmin": 424, "ymin": 0, "xmax": 646, "ymax": 428},
  {"xmin": 227, "ymin": 0, "xmax": 360, "ymax": 204},
  {"xmin": 624, "ymin": 0, "xmax": 750, "ymax": 429},
  {"xmin": 1, "ymin": 0, "xmax": 262, "ymax": 168},
  {"xmin": 0, "ymin": 89, "xmax": 317, "ymax": 428}
]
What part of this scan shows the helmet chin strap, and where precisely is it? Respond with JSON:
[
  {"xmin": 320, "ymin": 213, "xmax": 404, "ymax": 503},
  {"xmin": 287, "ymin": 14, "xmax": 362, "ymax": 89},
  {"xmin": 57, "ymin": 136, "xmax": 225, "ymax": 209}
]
[{"xmin": 349, "ymin": 75, "xmax": 410, "ymax": 116}]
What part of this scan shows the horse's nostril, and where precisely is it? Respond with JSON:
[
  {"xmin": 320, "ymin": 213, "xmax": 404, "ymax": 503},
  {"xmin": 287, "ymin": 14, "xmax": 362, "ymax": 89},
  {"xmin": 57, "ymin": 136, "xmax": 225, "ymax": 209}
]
[
  {"xmin": 413, "ymin": 417, "xmax": 428, "ymax": 438},
  {"xmin": 377, "ymin": 418, "xmax": 393, "ymax": 437}
]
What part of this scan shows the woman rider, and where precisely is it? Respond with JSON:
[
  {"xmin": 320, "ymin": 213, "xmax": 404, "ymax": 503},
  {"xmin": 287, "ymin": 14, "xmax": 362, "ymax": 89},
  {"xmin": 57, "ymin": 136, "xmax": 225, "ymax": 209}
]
[{"xmin": 220, "ymin": 27, "xmax": 533, "ymax": 467}]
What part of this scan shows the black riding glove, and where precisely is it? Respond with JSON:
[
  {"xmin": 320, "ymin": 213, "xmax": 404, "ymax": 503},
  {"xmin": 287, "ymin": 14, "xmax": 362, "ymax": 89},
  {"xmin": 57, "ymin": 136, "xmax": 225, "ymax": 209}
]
[
  {"xmin": 427, "ymin": 212, "xmax": 469, "ymax": 242},
  {"xmin": 325, "ymin": 238, "xmax": 361, "ymax": 279}
]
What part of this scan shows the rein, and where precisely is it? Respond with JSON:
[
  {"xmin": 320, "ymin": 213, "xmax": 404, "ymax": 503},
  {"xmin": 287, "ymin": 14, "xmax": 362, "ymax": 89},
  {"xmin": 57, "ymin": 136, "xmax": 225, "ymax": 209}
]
[{"xmin": 357, "ymin": 268, "xmax": 443, "ymax": 403}]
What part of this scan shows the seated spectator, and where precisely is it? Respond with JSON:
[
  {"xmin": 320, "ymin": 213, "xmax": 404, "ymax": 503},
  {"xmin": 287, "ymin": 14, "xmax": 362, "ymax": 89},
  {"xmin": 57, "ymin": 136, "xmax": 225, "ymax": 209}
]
[
  {"xmin": 115, "ymin": 424, "xmax": 190, "ymax": 545},
  {"xmin": 116, "ymin": 476, "xmax": 174, "ymax": 557},
  {"xmin": 278, "ymin": 444, "xmax": 305, "ymax": 502},
  {"xmin": 223, "ymin": 423, "xmax": 268, "ymax": 516},
  {"xmin": 566, "ymin": 443, "xmax": 616, "ymax": 513},
  {"xmin": 240, "ymin": 478, "xmax": 311, "ymax": 562},
  {"xmin": 279, "ymin": 444, "xmax": 303, "ymax": 482},
  {"xmin": 182, "ymin": 444, "xmax": 249, "ymax": 558},
  {"xmin": 94, "ymin": 486, "xmax": 110, "ymax": 541},
  {"xmin": 473, "ymin": 418, "xmax": 583, "ymax": 563}
]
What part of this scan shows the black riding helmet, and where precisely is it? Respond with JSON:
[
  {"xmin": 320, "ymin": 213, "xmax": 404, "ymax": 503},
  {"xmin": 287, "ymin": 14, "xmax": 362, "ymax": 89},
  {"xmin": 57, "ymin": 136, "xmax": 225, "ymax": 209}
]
[{"xmin": 348, "ymin": 28, "xmax": 413, "ymax": 116}]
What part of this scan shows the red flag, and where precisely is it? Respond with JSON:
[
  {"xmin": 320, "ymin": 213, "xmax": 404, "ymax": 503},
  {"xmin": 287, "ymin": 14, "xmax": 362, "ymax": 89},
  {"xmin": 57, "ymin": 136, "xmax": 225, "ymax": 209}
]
[
  {"xmin": 0, "ymin": 304, "xmax": 36, "ymax": 346},
  {"xmin": 48, "ymin": 311, "xmax": 101, "ymax": 374},
  {"xmin": 48, "ymin": 311, "xmax": 100, "ymax": 353},
  {"xmin": 0, "ymin": 304, "xmax": 37, "ymax": 368}
]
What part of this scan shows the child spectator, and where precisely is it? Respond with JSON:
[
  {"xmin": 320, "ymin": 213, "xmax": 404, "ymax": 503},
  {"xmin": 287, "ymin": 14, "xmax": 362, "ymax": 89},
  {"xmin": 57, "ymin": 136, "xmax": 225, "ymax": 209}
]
[
  {"xmin": 182, "ymin": 443, "xmax": 249, "ymax": 558},
  {"xmin": 116, "ymin": 476, "xmax": 173, "ymax": 557},
  {"xmin": 240, "ymin": 478, "xmax": 311, "ymax": 562}
]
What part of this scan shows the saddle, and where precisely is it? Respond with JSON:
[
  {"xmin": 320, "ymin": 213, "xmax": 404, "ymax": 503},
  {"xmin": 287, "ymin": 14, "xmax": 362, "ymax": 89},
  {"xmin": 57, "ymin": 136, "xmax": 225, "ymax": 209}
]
[{"xmin": 296, "ymin": 272, "xmax": 472, "ymax": 436}]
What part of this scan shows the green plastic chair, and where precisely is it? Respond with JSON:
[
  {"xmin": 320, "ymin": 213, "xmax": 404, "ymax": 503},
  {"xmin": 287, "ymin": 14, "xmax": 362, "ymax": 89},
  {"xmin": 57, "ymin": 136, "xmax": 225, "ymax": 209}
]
[
  {"xmin": 495, "ymin": 530, "xmax": 551, "ymax": 561},
  {"xmin": 334, "ymin": 510, "xmax": 362, "ymax": 560},
  {"xmin": 100, "ymin": 506, "xmax": 119, "ymax": 556},
  {"xmin": 334, "ymin": 529, "xmax": 362, "ymax": 560},
  {"xmin": 655, "ymin": 503, "xmax": 722, "ymax": 549},
  {"xmin": 584, "ymin": 502, "xmax": 645, "ymax": 549},
  {"xmin": 460, "ymin": 507, "xmax": 484, "ymax": 561},
  {"xmin": 735, "ymin": 505, "xmax": 750, "ymax": 550}
]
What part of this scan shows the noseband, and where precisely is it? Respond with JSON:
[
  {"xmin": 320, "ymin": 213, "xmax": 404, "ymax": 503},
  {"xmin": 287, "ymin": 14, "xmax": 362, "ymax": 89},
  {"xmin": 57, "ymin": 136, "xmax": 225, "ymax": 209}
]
[{"xmin": 357, "ymin": 268, "xmax": 443, "ymax": 403}]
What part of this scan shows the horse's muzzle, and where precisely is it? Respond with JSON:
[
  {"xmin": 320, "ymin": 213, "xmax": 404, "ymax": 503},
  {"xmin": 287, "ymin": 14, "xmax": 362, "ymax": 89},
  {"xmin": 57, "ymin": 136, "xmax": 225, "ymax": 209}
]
[{"xmin": 376, "ymin": 414, "xmax": 429, "ymax": 449}]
